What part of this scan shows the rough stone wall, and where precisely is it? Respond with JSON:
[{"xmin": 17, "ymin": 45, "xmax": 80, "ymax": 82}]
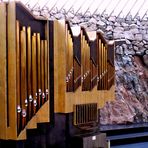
[{"xmin": 34, "ymin": 10, "xmax": 148, "ymax": 124}]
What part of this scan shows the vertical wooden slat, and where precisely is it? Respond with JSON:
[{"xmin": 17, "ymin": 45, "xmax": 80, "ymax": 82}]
[
  {"xmin": 32, "ymin": 33, "xmax": 37, "ymax": 115},
  {"xmin": 68, "ymin": 32, "xmax": 74, "ymax": 92},
  {"xmin": 66, "ymin": 24, "xmax": 69, "ymax": 91},
  {"xmin": 105, "ymin": 46, "xmax": 107, "ymax": 90},
  {"xmin": 102, "ymin": 44, "xmax": 105, "ymax": 90},
  {"xmin": 37, "ymin": 33, "xmax": 41, "ymax": 108},
  {"xmin": 87, "ymin": 42, "xmax": 90, "ymax": 90},
  {"xmin": 0, "ymin": 3, "xmax": 7, "ymax": 139},
  {"xmin": 98, "ymin": 39, "xmax": 102, "ymax": 90},
  {"xmin": 57, "ymin": 20, "xmax": 66, "ymax": 112},
  {"xmin": 20, "ymin": 27, "xmax": 27, "ymax": 129},
  {"xmin": 41, "ymin": 40, "xmax": 45, "ymax": 105},
  {"xmin": 104, "ymin": 46, "xmax": 106, "ymax": 90},
  {"xmin": 66, "ymin": 28, "xmax": 73, "ymax": 92},
  {"xmin": 68, "ymin": 30, "xmax": 70, "ymax": 91},
  {"xmin": 101, "ymin": 43, "xmax": 104, "ymax": 89},
  {"xmin": 16, "ymin": 20, "xmax": 21, "ymax": 134},
  {"xmin": 27, "ymin": 26, "xmax": 33, "ymax": 119},
  {"xmin": 81, "ymin": 33, "xmax": 84, "ymax": 90},
  {"xmin": 7, "ymin": 1, "xmax": 17, "ymax": 139},
  {"xmin": 44, "ymin": 40, "xmax": 48, "ymax": 101}
]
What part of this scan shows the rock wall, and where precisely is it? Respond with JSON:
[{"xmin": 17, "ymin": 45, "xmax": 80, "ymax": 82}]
[{"xmin": 33, "ymin": 9, "xmax": 148, "ymax": 124}]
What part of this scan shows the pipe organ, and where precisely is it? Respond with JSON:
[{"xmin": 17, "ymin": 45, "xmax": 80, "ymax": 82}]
[
  {"xmin": 0, "ymin": 1, "xmax": 115, "ymax": 146},
  {"xmin": 0, "ymin": 2, "xmax": 49, "ymax": 140}
]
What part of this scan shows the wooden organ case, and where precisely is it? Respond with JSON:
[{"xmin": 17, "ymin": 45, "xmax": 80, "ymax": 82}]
[
  {"xmin": 48, "ymin": 21, "xmax": 115, "ymax": 147},
  {"xmin": 0, "ymin": 1, "xmax": 115, "ymax": 148},
  {"xmin": 0, "ymin": 2, "xmax": 49, "ymax": 140}
]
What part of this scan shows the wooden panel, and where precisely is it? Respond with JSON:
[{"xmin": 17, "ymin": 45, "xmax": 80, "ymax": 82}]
[
  {"xmin": 66, "ymin": 24, "xmax": 69, "ymax": 91},
  {"xmin": 7, "ymin": 1, "xmax": 17, "ymax": 139},
  {"xmin": 17, "ymin": 99, "xmax": 50, "ymax": 140},
  {"xmin": 36, "ymin": 100, "xmax": 49, "ymax": 123},
  {"xmin": 45, "ymin": 21, "xmax": 50, "ymax": 107},
  {"xmin": 65, "ymin": 85, "xmax": 115, "ymax": 113},
  {"xmin": 101, "ymin": 43, "xmax": 104, "ymax": 89},
  {"xmin": 73, "ymin": 58, "xmax": 81, "ymax": 91},
  {"xmin": 66, "ymin": 27, "xmax": 74, "ymax": 92},
  {"xmin": 37, "ymin": 33, "xmax": 41, "ymax": 109},
  {"xmin": 16, "ymin": 20, "xmax": 21, "ymax": 134},
  {"xmin": 0, "ymin": 2, "xmax": 50, "ymax": 140},
  {"xmin": 90, "ymin": 60, "xmax": 97, "ymax": 89},
  {"xmin": 72, "ymin": 31, "xmax": 81, "ymax": 91},
  {"xmin": 27, "ymin": 26, "xmax": 33, "ymax": 119},
  {"xmin": 41, "ymin": 40, "xmax": 45, "ymax": 105},
  {"xmin": 57, "ymin": 20, "xmax": 66, "ymax": 112},
  {"xmin": 104, "ymin": 46, "xmax": 107, "ymax": 90},
  {"xmin": 97, "ymin": 39, "xmax": 102, "ymax": 90},
  {"xmin": 53, "ymin": 20, "xmax": 59, "ymax": 112},
  {"xmin": 52, "ymin": 20, "xmax": 67, "ymax": 112},
  {"xmin": 81, "ymin": 31, "xmax": 91, "ymax": 91},
  {"xmin": 32, "ymin": 34, "xmax": 37, "ymax": 114},
  {"xmin": 0, "ymin": 3, "xmax": 7, "ymax": 139},
  {"xmin": 20, "ymin": 27, "xmax": 27, "ymax": 129},
  {"xmin": 44, "ymin": 40, "xmax": 48, "ymax": 101},
  {"xmin": 81, "ymin": 34, "xmax": 85, "ymax": 90}
]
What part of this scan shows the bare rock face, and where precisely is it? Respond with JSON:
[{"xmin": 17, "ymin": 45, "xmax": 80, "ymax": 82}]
[
  {"xmin": 143, "ymin": 54, "xmax": 148, "ymax": 67},
  {"xmin": 100, "ymin": 55, "xmax": 148, "ymax": 125}
]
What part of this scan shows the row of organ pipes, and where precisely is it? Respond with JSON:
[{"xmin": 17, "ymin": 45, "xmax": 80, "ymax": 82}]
[
  {"xmin": 16, "ymin": 21, "xmax": 49, "ymax": 133},
  {"xmin": 66, "ymin": 25, "xmax": 115, "ymax": 92},
  {"xmin": 0, "ymin": 2, "xmax": 115, "ymax": 140}
]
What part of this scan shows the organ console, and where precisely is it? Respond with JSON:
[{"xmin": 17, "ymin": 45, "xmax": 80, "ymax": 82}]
[{"xmin": 0, "ymin": 1, "xmax": 115, "ymax": 147}]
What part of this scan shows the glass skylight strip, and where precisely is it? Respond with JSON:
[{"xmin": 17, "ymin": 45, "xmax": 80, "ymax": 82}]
[
  {"xmin": 2, "ymin": 0, "xmax": 148, "ymax": 19},
  {"xmin": 113, "ymin": 0, "xmax": 129, "ymax": 17},
  {"xmin": 135, "ymin": 0, "xmax": 148, "ymax": 18},
  {"xmin": 78, "ymin": 0, "xmax": 94, "ymax": 14},
  {"xmin": 131, "ymin": 0, "xmax": 145, "ymax": 18},
  {"xmin": 105, "ymin": 0, "xmax": 120, "ymax": 16}
]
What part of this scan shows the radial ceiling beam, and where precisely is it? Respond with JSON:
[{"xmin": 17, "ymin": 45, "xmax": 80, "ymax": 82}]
[
  {"xmin": 101, "ymin": 0, "xmax": 113, "ymax": 16},
  {"xmin": 91, "ymin": 0, "xmax": 104, "ymax": 16},
  {"xmin": 17, "ymin": 0, "xmax": 148, "ymax": 20},
  {"xmin": 125, "ymin": 0, "xmax": 138, "ymax": 19},
  {"xmin": 109, "ymin": 0, "xmax": 121, "ymax": 17},
  {"xmin": 133, "ymin": 0, "xmax": 146, "ymax": 19},
  {"xmin": 117, "ymin": 0, "xmax": 130, "ymax": 18},
  {"xmin": 142, "ymin": 9, "xmax": 148, "ymax": 19},
  {"xmin": 83, "ymin": 0, "xmax": 95, "ymax": 15}
]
